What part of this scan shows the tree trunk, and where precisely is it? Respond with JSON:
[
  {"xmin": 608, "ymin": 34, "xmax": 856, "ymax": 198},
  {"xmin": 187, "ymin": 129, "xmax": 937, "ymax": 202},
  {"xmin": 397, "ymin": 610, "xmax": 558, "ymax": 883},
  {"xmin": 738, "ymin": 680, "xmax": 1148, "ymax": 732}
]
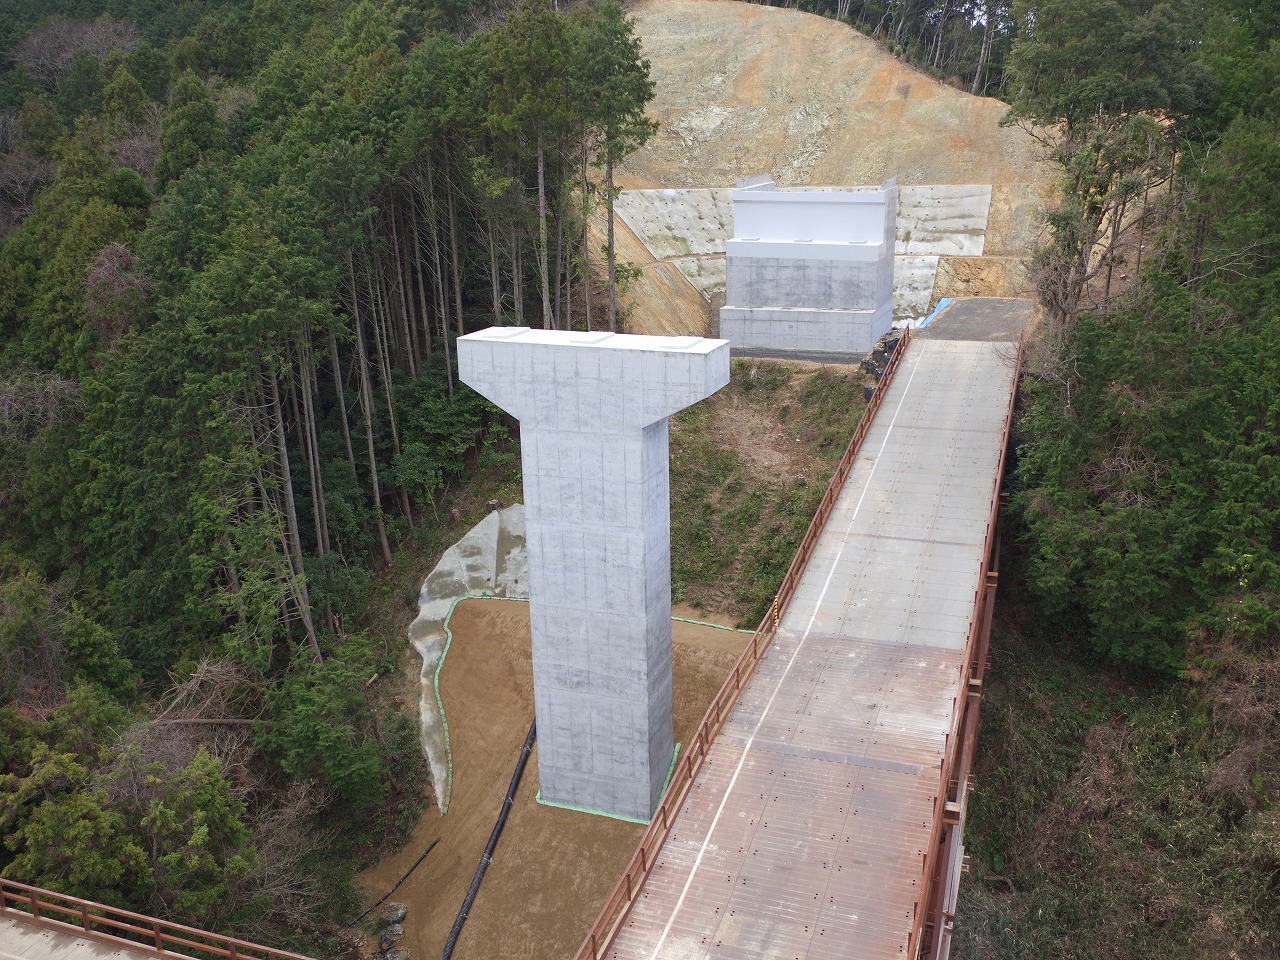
[
  {"xmin": 606, "ymin": 151, "xmax": 618, "ymax": 332},
  {"xmin": 349, "ymin": 252, "xmax": 394, "ymax": 565},
  {"xmin": 388, "ymin": 199, "xmax": 418, "ymax": 378},
  {"xmin": 511, "ymin": 236, "xmax": 523, "ymax": 327},
  {"xmin": 286, "ymin": 362, "xmax": 322, "ymax": 554},
  {"xmin": 372, "ymin": 265, "xmax": 401, "ymax": 452},
  {"xmin": 1135, "ymin": 179, "xmax": 1151, "ymax": 277},
  {"xmin": 364, "ymin": 255, "xmax": 413, "ymax": 525},
  {"xmin": 553, "ymin": 183, "xmax": 565, "ymax": 329},
  {"xmin": 300, "ymin": 337, "xmax": 330, "ymax": 555},
  {"xmin": 536, "ymin": 129, "xmax": 552, "ymax": 328},
  {"xmin": 409, "ymin": 175, "xmax": 435, "ymax": 359},
  {"xmin": 328, "ymin": 322, "xmax": 358, "ymax": 482},
  {"xmin": 267, "ymin": 365, "xmax": 322, "ymax": 660},
  {"xmin": 289, "ymin": 346, "xmax": 326, "ymax": 559},
  {"xmin": 488, "ymin": 220, "xmax": 503, "ymax": 325},
  {"xmin": 581, "ymin": 143, "xmax": 591, "ymax": 331},
  {"xmin": 297, "ymin": 340, "xmax": 337, "ymax": 632},
  {"xmin": 423, "ymin": 166, "xmax": 455, "ymax": 398},
  {"xmin": 445, "ymin": 157, "xmax": 465, "ymax": 337},
  {"xmin": 971, "ymin": 9, "xmax": 994, "ymax": 95}
]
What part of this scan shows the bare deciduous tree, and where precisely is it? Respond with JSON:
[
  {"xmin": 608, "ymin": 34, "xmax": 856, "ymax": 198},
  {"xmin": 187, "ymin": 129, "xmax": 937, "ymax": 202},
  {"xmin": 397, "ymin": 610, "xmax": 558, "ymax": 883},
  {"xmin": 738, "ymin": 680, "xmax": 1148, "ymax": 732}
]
[
  {"xmin": 0, "ymin": 370, "xmax": 81, "ymax": 445},
  {"xmin": 11, "ymin": 16, "xmax": 142, "ymax": 91},
  {"xmin": 84, "ymin": 242, "xmax": 151, "ymax": 349},
  {"xmin": 231, "ymin": 782, "xmax": 333, "ymax": 936}
]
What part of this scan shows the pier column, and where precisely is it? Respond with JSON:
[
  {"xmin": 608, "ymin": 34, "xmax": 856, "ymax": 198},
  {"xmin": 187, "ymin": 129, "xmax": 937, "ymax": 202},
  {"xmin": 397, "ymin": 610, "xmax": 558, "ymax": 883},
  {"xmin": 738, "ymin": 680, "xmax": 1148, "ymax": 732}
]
[{"xmin": 458, "ymin": 328, "xmax": 729, "ymax": 821}]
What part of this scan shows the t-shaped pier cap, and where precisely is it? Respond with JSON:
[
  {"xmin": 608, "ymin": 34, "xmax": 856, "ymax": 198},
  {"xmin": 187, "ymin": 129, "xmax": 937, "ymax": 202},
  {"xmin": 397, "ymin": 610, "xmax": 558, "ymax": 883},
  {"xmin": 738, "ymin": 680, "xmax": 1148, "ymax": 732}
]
[{"xmin": 459, "ymin": 328, "xmax": 729, "ymax": 820}]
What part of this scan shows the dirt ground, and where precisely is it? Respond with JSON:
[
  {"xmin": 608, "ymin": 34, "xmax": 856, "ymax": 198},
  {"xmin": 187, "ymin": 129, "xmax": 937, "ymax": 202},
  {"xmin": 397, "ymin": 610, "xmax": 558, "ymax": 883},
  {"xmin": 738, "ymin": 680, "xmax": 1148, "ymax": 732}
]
[
  {"xmin": 707, "ymin": 359, "xmax": 842, "ymax": 481},
  {"xmin": 592, "ymin": 206, "xmax": 718, "ymax": 339},
  {"xmin": 358, "ymin": 600, "xmax": 749, "ymax": 960}
]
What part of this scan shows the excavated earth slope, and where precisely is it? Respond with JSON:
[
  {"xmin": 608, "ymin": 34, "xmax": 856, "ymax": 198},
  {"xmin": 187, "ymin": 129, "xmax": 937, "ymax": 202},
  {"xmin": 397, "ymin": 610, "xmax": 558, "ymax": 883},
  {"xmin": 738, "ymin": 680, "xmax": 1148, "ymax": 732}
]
[
  {"xmin": 611, "ymin": 0, "xmax": 1052, "ymax": 335},
  {"xmin": 617, "ymin": 0, "xmax": 1042, "ymax": 189}
]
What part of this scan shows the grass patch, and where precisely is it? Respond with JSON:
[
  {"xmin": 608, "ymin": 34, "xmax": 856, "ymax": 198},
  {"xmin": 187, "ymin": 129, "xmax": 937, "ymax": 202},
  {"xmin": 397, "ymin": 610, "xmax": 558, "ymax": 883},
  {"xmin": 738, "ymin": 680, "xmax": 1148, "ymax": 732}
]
[{"xmin": 669, "ymin": 358, "xmax": 870, "ymax": 626}]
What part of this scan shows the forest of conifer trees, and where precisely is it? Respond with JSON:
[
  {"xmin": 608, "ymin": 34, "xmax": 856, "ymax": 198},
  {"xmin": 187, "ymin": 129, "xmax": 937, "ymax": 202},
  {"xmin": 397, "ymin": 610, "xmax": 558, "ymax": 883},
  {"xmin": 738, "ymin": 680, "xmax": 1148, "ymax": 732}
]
[{"xmin": 0, "ymin": 0, "xmax": 656, "ymax": 941}]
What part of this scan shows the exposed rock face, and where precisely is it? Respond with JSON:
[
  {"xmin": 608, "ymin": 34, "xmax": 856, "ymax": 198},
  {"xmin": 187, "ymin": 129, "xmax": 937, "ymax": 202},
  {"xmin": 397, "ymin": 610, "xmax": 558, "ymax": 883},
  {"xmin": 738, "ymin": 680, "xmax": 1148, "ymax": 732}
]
[
  {"xmin": 378, "ymin": 923, "xmax": 405, "ymax": 953},
  {"xmin": 380, "ymin": 902, "xmax": 408, "ymax": 926}
]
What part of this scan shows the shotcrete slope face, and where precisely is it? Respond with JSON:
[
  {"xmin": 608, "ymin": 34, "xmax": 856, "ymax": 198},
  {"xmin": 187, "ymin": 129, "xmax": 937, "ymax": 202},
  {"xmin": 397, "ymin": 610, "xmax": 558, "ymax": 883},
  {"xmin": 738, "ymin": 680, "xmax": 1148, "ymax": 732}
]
[
  {"xmin": 408, "ymin": 505, "xmax": 529, "ymax": 809},
  {"xmin": 613, "ymin": 184, "xmax": 998, "ymax": 321},
  {"xmin": 609, "ymin": 0, "xmax": 1052, "ymax": 334}
]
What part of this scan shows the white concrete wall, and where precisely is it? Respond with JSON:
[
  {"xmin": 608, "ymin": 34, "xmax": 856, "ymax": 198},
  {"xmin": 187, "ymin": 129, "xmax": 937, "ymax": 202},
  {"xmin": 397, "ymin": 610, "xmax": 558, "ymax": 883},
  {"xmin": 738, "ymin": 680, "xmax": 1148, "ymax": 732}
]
[
  {"xmin": 725, "ymin": 238, "xmax": 882, "ymax": 262},
  {"xmin": 730, "ymin": 185, "xmax": 892, "ymax": 245},
  {"xmin": 721, "ymin": 180, "xmax": 896, "ymax": 356},
  {"xmin": 897, "ymin": 184, "xmax": 992, "ymax": 256}
]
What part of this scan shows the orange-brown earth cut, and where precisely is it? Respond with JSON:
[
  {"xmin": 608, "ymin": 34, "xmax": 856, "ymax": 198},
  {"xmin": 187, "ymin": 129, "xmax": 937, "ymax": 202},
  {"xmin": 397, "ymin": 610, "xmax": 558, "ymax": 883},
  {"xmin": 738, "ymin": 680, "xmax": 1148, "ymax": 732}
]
[{"xmin": 608, "ymin": 0, "xmax": 1052, "ymax": 337}]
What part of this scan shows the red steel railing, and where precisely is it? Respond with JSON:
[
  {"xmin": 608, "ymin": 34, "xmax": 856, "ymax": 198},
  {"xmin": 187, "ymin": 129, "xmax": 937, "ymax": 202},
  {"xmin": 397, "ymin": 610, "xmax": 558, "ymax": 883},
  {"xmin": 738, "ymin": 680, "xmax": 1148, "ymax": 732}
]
[
  {"xmin": 908, "ymin": 331, "xmax": 1025, "ymax": 960},
  {"xmin": 0, "ymin": 877, "xmax": 318, "ymax": 960},
  {"xmin": 573, "ymin": 327, "xmax": 913, "ymax": 960}
]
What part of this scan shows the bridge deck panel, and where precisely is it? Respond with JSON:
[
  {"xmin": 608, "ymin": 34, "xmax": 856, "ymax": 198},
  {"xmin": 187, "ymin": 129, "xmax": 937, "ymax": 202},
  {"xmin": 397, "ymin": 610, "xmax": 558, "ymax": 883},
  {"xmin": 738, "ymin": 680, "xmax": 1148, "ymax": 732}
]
[{"xmin": 603, "ymin": 338, "xmax": 1018, "ymax": 960}]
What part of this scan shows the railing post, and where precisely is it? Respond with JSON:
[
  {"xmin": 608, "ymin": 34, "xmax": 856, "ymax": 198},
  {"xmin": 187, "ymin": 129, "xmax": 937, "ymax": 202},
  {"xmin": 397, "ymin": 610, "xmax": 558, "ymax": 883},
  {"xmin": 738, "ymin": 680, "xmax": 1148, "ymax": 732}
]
[
  {"xmin": 81, "ymin": 903, "xmax": 90, "ymax": 931},
  {"xmin": 29, "ymin": 889, "xmax": 39, "ymax": 919},
  {"xmin": 153, "ymin": 920, "xmax": 164, "ymax": 951}
]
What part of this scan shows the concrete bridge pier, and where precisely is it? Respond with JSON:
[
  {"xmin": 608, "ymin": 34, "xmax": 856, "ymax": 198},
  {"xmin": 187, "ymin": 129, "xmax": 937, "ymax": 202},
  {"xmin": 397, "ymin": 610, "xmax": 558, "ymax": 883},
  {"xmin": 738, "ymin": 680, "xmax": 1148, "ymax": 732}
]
[{"xmin": 458, "ymin": 328, "xmax": 729, "ymax": 821}]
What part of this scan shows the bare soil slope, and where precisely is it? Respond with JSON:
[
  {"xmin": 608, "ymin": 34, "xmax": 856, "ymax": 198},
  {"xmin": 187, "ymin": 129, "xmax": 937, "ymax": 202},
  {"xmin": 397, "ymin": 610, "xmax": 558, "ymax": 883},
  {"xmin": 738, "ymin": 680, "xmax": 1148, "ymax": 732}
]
[
  {"xmin": 611, "ymin": 0, "xmax": 1051, "ymax": 336},
  {"xmin": 617, "ymin": 0, "xmax": 1043, "ymax": 191}
]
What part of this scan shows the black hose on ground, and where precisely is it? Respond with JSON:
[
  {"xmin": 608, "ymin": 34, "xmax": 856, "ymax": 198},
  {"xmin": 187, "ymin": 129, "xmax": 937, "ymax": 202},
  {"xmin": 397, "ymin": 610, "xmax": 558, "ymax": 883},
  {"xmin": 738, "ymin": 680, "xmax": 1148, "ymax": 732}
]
[
  {"xmin": 345, "ymin": 836, "xmax": 441, "ymax": 928},
  {"xmin": 440, "ymin": 720, "xmax": 537, "ymax": 960}
]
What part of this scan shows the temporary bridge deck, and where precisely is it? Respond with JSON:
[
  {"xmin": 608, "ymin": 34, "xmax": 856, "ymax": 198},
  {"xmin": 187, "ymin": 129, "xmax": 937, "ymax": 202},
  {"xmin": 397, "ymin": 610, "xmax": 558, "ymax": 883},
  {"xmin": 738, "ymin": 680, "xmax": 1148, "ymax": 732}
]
[{"xmin": 577, "ymin": 300, "xmax": 1028, "ymax": 960}]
